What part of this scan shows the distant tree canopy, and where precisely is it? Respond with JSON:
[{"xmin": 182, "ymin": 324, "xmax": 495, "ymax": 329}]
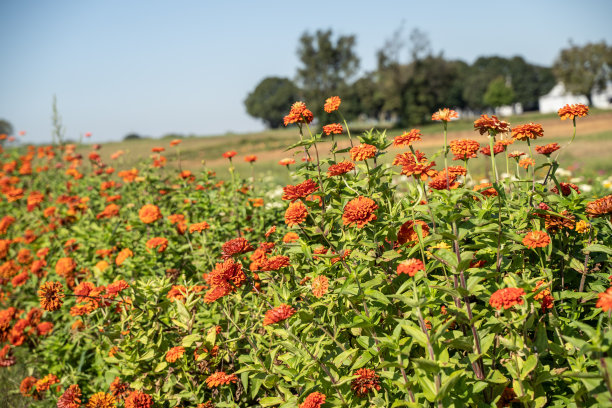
[
  {"xmin": 483, "ymin": 76, "xmax": 515, "ymax": 108},
  {"xmin": 296, "ymin": 29, "xmax": 360, "ymax": 120},
  {"xmin": 124, "ymin": 133, "xmax": 142, "ymax": 141},
  {"xmin": 553, "ymin": 41, "xmax": 612, "ymax": 105},
  {"xmin": 0, "ymin": 119, "xmax": 13, "ymax": 136},
  {"xmin": 244, "ymin": 77, "xmax": 300, "ymax": 128},
  {"xmin": 244, "ymin": 27, "xmax": 559, "ymax": 129}
]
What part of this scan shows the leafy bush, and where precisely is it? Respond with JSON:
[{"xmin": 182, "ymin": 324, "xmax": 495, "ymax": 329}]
[{"xmin": 0, "ymin": 98, "xmax": 610, "ymax": 408}]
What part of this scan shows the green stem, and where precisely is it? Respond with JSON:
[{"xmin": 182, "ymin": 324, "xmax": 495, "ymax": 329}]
[{"xmin": 487, "ymin": 134, "xmax": 498, "ymax": 184}]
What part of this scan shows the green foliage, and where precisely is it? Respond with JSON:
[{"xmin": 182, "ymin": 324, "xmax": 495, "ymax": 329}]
[
  {"xmin": 553, "ymin": 41, "xmax": 612, "ymax": 104},
  {"xmin": 0, "ymin": 118, "xmax": 13, "ymax": 137},
  {"xmin": 483, "ymin": 76, "xmax": 515, "ymax": 108},
  {"xmin": 245, "ymin": 77, "xmax": 300, "ymax": 128}
]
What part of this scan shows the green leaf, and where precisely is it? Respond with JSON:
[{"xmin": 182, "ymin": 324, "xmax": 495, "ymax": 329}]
[
  {"xmin": 259, "ymin": 396, "xmax": 285, "ymax": 406},
  {"xmin": 182, "ymin": 334, "xmax": 200, "ymax": 348},
  {"xmin": 521, "ymin": 355, "xmax": 537, "ymax": 380},
  {"xmin": 352, "ymin": 351, "xmax": 373, "ymax": 369},
  {"xmin": 138, "ymin": 348, "xmax": 155, "ymax": 361},
  {"xmin": 333, "ymin": 348, "xmax": 359, "ymax": 367},
  {"xmin": 365, "ymin": 289, "xmax": 390, "ymax": 305},
  {"xmin": 584, "ymin": 244, "xmax": 612, "ymax": 256}
]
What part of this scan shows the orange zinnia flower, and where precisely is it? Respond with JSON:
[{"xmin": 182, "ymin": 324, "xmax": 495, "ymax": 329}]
[
  {"xmin": 393, "ymin": 129, "xmax": 422, "ymax": 146},
  {"xmin": 151, "ymin": 146, "xmax": 165, "ymax": 153},
  {"xmin": 397, "ymin": 220, "xmax": 430, "ymax": 246},
  {"xmin": 189, "ymin": 221, "xmax": 210, "ymax": 233},
  {"xmin": 311, "ymin": 275, "xmax": 329, "ymax": 298},
  {"xmin": 327, "ymin": 161, "xmax": 355, "ymax": 176},
  {"xmin": 473, "ymin": 183, "xmax": 498, "ymax": 197},
  {"xmin": 244, "ymin": 155, "xmax": 257, "ymax": 162},
  {"xmin": 350, "ymin": 144, "xmax": 377, "ymax": 162},
  {"xmin": 397, "ymin": 258, "xmax": 425, "ymax": 276},
  {"xmin": 278, "ymin": 158, "xmax": 296, "ymax": 166},
  {"xmin": 473, "ymin": 114, "xmax": 510, "ymax": 135},
  {"xmin": 449, "ymin": 139, "xmax": 480, "ymax": 160},
  {"xmin": 115, "ymin": 248, "xmax": 133, "ymax": 266},
  {"xmin": 263, "ymin": 304, "xmax": 296, "ymax": 326},
  {"xmin": 512, "ymin": 123, "xmax": 544, "ymax": 141},
  {"xmin": 284, "ymin": 101, "xmax": 314, "ymax": 126},
  {"xmin": 586, "ymin": 195, "xmax": 612, "ymax": 219},
  {"xmin": 283, "ymin": 232, "xmax": 299, "ymax": 243},
  {"xmin": 489, "ymin": 287, "xmax": 526, "ymax": 310},
  {"xmin": 170, "ymin": 139, "xmax": 182, "ymax": 146},
  {"xmin": 283, "ymin": 179, "xmax": 319, "ymax": 202},
  {"xmin": 300, "ymin": 391, "xmax": 326, "ymax": 408},
  {"xmin": 322, "ymin": 123, "xmax": 343, "ymax": 135},
  {"xmin": 342, "ymin": 196, "xmax": 378, "ymax": 228},
  {"xmin": 351, "ymin": 368, "xmax": 381, "ymax": 397},
  {"xmin": 261, "ymin": 255, "xmax": 291, "ymax": 271},
  {"xmin": 124, "ymin": 390, "xmax": 153, "ymax": 408},
  {"xmin": 86, "ymin": 392, "xmax": 116, "ymax": 408},
  {"xmin": 518, "ymin": 158, "xmax": 535, "ymax": 169},
  {"xmin": 221, "ymin": 237, "xmax": 254, "ymax": 258},
  {"xmin": 38, "ymin": 282, "xmax": 65, "ymax": 311},
  {"xmin": 596, "ymin": 287, "xmax": 612, "ymax": 312},
  {"xmin": 165, "ymin": 346, "xmax": 185, "ymax": 363},
  {"xmin": 431, "ymin": 108, "xmax": 458, "ymax": 122},
  {"xmin": 146, "ymin": 237, "xmax": 168, "ymax": 253},
  {"xmin": 401, "ymin": 161, "xmax": 437, "ymax": 181},
  {"xmin": 222, "ymin": 151, "xmax": 237, "ymax": 159},
  {"xmin": 138, "ymin": 204, "xmax": 162, "ymax": 224},
  {"xmin": 535, "ymin": 143, "xmax": 560, "ymax": 156},
  {"xmin": 522, "ymin": 230, "xmax": 551, "ymax": 249},
  {"xmin": 324, "ymin": 96, "xmax": 341, "ymax": 113},
  {"xmin": 57, "ymin": 384, "xmax": 81, "ymax": 408},
  {"xmin": 285, "ymin": 201, "xmax": 308, "ymax": 226},
  {"xmin": 55, "ymin": 257, "xmax": 76, "ymax": 276},
  {"xmin": 205, "ymin": 371, "xmax": 238, "ymax": 388},
  {"xmin": 558, "ymin": 103, "xmax": 589, "ymax": 120}
]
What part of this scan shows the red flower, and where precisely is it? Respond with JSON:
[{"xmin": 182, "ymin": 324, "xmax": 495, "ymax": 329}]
[
  {"xmin": 551, "ymin": 182, "xmax": 580, "ymax": 196},
  {"xmin": 322, "ymin": 123, "xmax": 343, "ymax": 135},
  {"xmin": 139, "ymin": 204, "xmax": 162, "ymax": 224},
  {"xmin": 522, "ymin": 230, "xmax": 551, "ymax": 249},
  {"xmin": 57, "ymin": 384, "xmax": 81, "ymax": 408},
  {"xmin": 300, "ymin": 391, "xmax": 326, "ymax": 408},
  {"xmin": 350, "ymin": 144, "xmax": 377, "ymax": 162},
  {"xmin": 596, "ymin": 287, "xmax": 612, "ymax": 312},
  {"xmin": 278, "ymin": 158, "xmax": 296, "ymax": 166},
  {"xmin": 165, "ymin": 346, "xmax": 185, "ymax": 363},
  {"xmin": 283, "ymin": 179, "xmax": 320, "ymax": 202},
  {"xmin": 146, "ymin": 237, "xmax": 168, "ymax": 253},
  {"xmin": 263, "ymin": 304, "xmax": 296, "ymax": 326},
  {"xmin": 397, "ymin": 220, "xmax": 430, "ymax": 246},
  {"xmin": 324, "ymin": 96, "xmax": 341, "ymax": 113},
  {"xmin": 38, "ymin": 282, "xmax": 64, "ymax": 311},
  {"xmin": 535, "ymin": 143, "xmax": 560, "ymax": 156},
  {"xmin": 327, "ymin": 161, "xmax": 355, "ymax": 176},
  {"xmin": 397, "ymin": 259, "xmax": 425, "ymax": 276},
  {"xmin": 473, "ymin": 114, "xmax": 510, "ymax": 135},
  {"xmin": 431, "ymin": 108, "xmax": 458, "ymax": 122},
  {"xmin": 221, "ymin": 237, "xmax": 254, "ymax": 258},
  {"xmin": 512, "ymin": 123, "xmax": 544, "ymax": 141},
  {"xmin": 284, "ymin": 102, "xmax": 314, "ymax": 126},
  {"xmin": 311, "ymin": 275, "xmax": 329, "ymax": 298},
  {"xmin": 558, "ymin": 103, "xmax": 589, "ymax": 120},
  {"xmin": 285, "ymin": 201, "xmax": 308, "ymax": 227},
  {"xmin": 489, "ymin": 287, "xmax": 526, "ymax": 310},
  {"xmin": 124, "ymin": 390, "xmax": 153, "ymax": 408},
  {"xmin": 351, "ymin": 368, "xmax": 381, "ymax": 397},
  {"xmin": 244, "ymin": 155, "xmax": 257, "ymax": 162},
  {"xmin": 393, "ymin": 129, "xmax": 422, "ymax": 146},
  {"xmin": 222, "ymin": 151, "xmax": 237, "ymax": 159},
  {"xmin": 205, "ymin": 371, "xmax": 238, "ymax": 388},
  {"xmin": 342, "ymin": 196, "xmax": 378, "ymax": 228}
]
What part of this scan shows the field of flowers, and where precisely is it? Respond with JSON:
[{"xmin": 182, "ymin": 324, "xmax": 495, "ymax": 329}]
[{"xmin": 0, "ymin": 97, "xmax": 611, "ymax": 408}]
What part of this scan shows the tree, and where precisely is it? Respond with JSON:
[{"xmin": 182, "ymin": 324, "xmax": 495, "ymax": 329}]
[
  {"xmin": 553, "ymin": 41, "xmax": 612, "ymax": 105},
  {"xmin": 483, "ymin": 76, "xmax": 515, "ymax": 108},
  {"xmin": 244, "ymin": 77, "xmax": 300, "ymax": 128},
  {"xmin": 0, "ymin": 119, "xmax": 13, "ymax": 136},
  {"xmin": 296, "ymin": 29, "xmax": 360, "ymax": 120}
]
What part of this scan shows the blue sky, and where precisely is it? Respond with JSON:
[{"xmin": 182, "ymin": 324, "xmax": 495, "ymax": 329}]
[{"xmin": 1, "ymin": 0, "xmax": 611, "ymax": 144}]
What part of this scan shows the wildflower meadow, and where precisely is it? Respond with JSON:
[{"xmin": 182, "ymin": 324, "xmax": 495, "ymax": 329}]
[{"xmin": 0, "ymin": 94, "xmax": 611, "ymax": 408}]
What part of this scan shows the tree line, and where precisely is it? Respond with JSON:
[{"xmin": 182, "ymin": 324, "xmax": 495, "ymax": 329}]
[{"xmin": 245, "ymin": 27, "xmax": 612, "ymax": 128}]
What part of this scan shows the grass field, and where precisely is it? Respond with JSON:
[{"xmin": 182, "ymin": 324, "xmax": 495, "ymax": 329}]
[{"xmin": 77, "ymin": 109, "xmax": 612, "ymax": 186}]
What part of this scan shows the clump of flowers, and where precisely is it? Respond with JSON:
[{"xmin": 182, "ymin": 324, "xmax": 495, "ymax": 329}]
[
  {"xmin": 351, "ymin": 368, "xmax": 381, "ymax": 397},
  {"xmin": 397, "ymin": 258, "xmax": 425, "ymax": 276},
  {"xmin": 489, "ymin": 288, "xmax": 526, "ymax": 310},
  {"xmin": 558, "ymin": 103, "xmax": 589, "ymax": 120}
]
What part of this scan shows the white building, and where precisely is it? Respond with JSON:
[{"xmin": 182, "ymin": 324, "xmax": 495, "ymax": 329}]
[{"xmin": 539, "ymin": 82, "xmax": 612, "ymax": 113}]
